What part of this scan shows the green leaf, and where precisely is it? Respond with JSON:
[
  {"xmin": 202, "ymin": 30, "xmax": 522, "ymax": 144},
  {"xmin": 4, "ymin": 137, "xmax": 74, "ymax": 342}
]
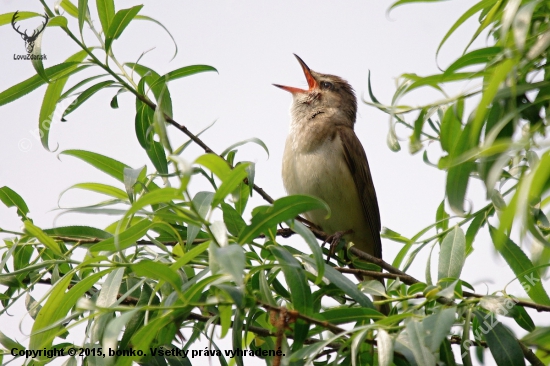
[
  {"xmin": 61, "ymin": 80, "xmax": 116, "ymax": 120},
  {"xmin": 95, "ymin": 0, "xmax": 115, "ymax": 34},
  {"xmin": 270, "ymin": 246, "xmax": 311, "ymax": 348},
  {"xmin": 132, "ymin": 260, "xmax": 183, "ymax": 295},
  {"xmin": 465, "ymin": 212, "xmax": 485, "ymax": 255},
  {"xmin": 470, "ymin": 58, "xmax": 515, "ymax": 144},
  {"xmin": 96, "ymin": 267, "xmax": 124, "ymax": 308},
  {"xmin": 117, "ymin": 315, "xmax": 175, "ymax": 366},
  {"xmin": 195, "ymin": 153, "xmax": 231, "ymax": 180},
  {"xmin": 30, "ymin": 31, "xmax": 47, "ymax": 82},
  {"xmin": 409, "ymin": 108, "xmax": 427, "ymax": 154},
  {"xmin": 171, "ymin": 241, "xmax": 210, "ymax": 269},
  {"xmin": 90, "ymin": 219, "xmax": 152, "ymax": 252},
  {"xmin": 29, "ymin": 269, "xmax": 110, "ymax": 350},
  {"xmin": 135, "ymin": 99, "xmax": 154, "ymax": 149},
  {"xmin": 212, "ymin": 163, "xmax": 250, "ymax": 207},
  {"xmin": 105, "ymin": 5, "xmax": 143, "ymax": 51},
  {"xmin": 270, "ymin": 246, "xmax": 312, "ymax": 313},
  {"xmin": 231, "ymin": 309, "xmax": 244, "ymax": 366},
  {"xmin": 24, "ymin": 221, "xmax": 63, "ymax": 256},
  {"xmin": 102, "ymin": 309, "xmax": 138, "ymax": 355},
  {"xmin": 150, "ymin": 65, "xmax": 218, "ymax": 89},
  {"xmin": 381, "ymin": 227, "xmax": 409, "ymax": 244},
  {"xmin": 78, "ymin": 0, "xmax": 89, "ymax": 33},
  {"xmin": 513, "ymin": 1, "xmax": 540, "ymax": 52},
  {"xmin": 0, "ymin": 186, "xmax": 30, "ymax": 221},
  {"xmin": 301, "ymin": 256, "xmax": 375, "ymax": 309},
  {"xmin": 110, "ymin": 87, "xmax": 125, "ymax": 108},
  {"xmin": 238, "ymin": 195, "xmax": 329, "ymax": 244},
  {"xmin": 377, "ymin": 329, "xmax": 394, "ymax": 366},
  {"xmin": 439, "ymin": 103, "xmax": 463, "ymax": 154},
  {"xmin": 439, "ymin": 338, "xmax": 457, "ymax": 366},
  {"xmin": 220, "ymin": 137, "xmax": 269, "ymax": 159},
  {"xmin": 210, "ymin": 244, "xmax": 245, "ymax": 286},
  {"xmin": 0, "ymin": 330, "xmax": 24, "ymax": 351},
  {"xmin": 315, "ymin": 307, "xmax": 382, "ymax": 324},
  {"xmin": 107, "ymin": 5, "xmax": 142, "ymax": 39},
  {"xmin": 46, "ymin": 15, "xmax": 68, "ymax": 27},
  {"xmin": 489, "ymin": 226, "xmax": 550, "ymax": 305},
  {"xmin": 60, "ymin": 0, "xmax": 79, "ymax": 17},
  {"xmin": 444, "ymin": 47, "xmax": 502, "ymax": 75},
  {"xmin": 60, "ymin": 149, "xmax": 129, "ymax": 182},
  {"xmin": 59, "ymin": 74, "xmax": 109, "ymax": 101},
  {"xmin": 220, "ymin": 202, "xmax": 246, "ymax": 236},
  {"xmin": 126, "ymin": 188, "xmax": 183, "ymax": 218},
  {"xmin": 474, "ymin": 311, "xmax": 525, "ymax": 366},
  {"xmin": 218, "ymin": 304, "xmax": 231, "ymax": 338},
  {"xmin": 292, "ymin": 220, "xmax": 325, "ymax": 284},
  {"xmin": 402, "ymin": 72, "xmax": 480, "ymax": 93},
  {"xmin": 406, "ymin": 320, "xmax": 436, "ymax": 365},
  {"xmin": 0, "ymin": 12, "xmax": 41, "ymax": 26},
  {"xmin": 64, "ymin": 182, "xmax": 127, "ymax": 201},
  {"xmin": 125, "ymin": 62, "xmax": 173, "ymax": 118},
  {"xmin": 512, "ymin": 305, "xmax": 535, "ymax": 332},
  {"xmin": 43, "ymin": 225, "xmax": 112, "ymax": 240},
  {"xmin": 446, "ymin": 124, "xmax": 476, "ymax": 215},
  {"xmin": 438, "ymin": 226, "xmax": 466, "ymax": 280},
  {"xmin": 0, "ymin": 62, "xmax": 80, "ymax": 108},
  {"xmin": 446, "ymin": 162, "xmax": 474, "ymax": 215},
  {"xmin": 187, "ymin": 192, "xmax": 213, "ymax": 247},
  {"xmin": 146, "ymin": 141, "xmax": 168, "ymax": 175},
  {"xmin": 39, "ymin": 50, "xmax": 89, "ymax": 150},
  {"xmin": 436, "ymin": 0, "xmax": 498, "ymax": 57},
  {"xmin": 422, "ymin": 307, "xmax": 456, "ymax": 352},
  {"xmin": 436, "ymin": 200, "xmax": 449, "ymax": 233},
  {"xmin": 521, "ymin": 327, "xmax": 550, "ymax": 347}
]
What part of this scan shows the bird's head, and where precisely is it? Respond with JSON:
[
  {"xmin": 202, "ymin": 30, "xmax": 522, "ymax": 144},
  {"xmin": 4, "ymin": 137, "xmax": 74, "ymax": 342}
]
[{"xmin": 274, "ymin": 54, "xmax": 357, "ymax": 126}]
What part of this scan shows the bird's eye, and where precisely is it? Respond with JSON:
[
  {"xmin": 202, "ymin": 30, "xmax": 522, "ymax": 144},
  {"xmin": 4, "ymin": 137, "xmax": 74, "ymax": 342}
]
[{"xmin": 321, "ymin": 81, "xmax": 333, "ymax": 90}]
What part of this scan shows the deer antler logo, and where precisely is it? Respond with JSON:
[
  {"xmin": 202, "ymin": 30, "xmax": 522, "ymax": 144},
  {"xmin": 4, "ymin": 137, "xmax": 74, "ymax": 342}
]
[{"xmin": 11, "ymin": 11, "xmax": 49, "ymax": 54}]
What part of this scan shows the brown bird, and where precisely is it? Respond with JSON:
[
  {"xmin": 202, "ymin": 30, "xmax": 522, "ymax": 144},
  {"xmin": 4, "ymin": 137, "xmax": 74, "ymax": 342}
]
[{"xmin": 275, "ymin": 55, "xmax": 388, "ymax": 314}]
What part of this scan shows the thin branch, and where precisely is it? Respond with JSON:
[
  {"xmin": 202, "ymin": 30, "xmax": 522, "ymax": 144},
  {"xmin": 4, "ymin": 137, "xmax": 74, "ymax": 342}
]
[
  {"xmin": 334, "ymin": 267, "xmax": 418, "ymax": 285},
  {"xmin": 518, "ymin": 341, "xmax": 545, "ymax": 366}
]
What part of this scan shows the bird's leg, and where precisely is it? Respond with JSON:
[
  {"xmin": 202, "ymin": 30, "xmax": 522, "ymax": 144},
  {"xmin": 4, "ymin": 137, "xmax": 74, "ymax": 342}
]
[{"xmin": 322, "ymin": 229, "xmax": 353, "ymax": 263}]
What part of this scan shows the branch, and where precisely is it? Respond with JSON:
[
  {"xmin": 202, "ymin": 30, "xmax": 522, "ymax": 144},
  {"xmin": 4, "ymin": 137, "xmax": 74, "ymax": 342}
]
[{"xmin": 334, "ymin": 267, "xmax": 418, "ymax": 285}]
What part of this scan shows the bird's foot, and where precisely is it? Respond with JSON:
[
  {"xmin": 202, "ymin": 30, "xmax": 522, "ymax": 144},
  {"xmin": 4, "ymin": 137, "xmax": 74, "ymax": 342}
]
[{"xmin": 322, "ymin": 229, "xmax": 353, "ymax": 263}]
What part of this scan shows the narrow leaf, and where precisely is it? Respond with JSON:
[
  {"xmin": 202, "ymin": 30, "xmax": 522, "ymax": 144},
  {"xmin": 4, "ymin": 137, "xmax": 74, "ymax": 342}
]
[
  {"xmin": 489, "ymin": 226, "xmax": 550, "ymax": 305},
  {"xmin": 60, "ymin": 150, "xmax": 129, "ymax": 182},
  {"xmin": 61, "ymin": 80, "xmax": 116, "ymax": 120},
  {"xmin": 90, "ymin": 219, "xmax": 152, "ymax": 252},
  {"xmin": 0, "ymin": 186, "xmax": 30, "ymax": 220},
  {"xmin": 438, "ymin": 226, "xmax": 466, "ymax": 280},
  {"xmin": 95, "ymin": 0, "xmax": 115, "ymax": 34},
  {"xmin": 238, "ymin": 195, "xmax": 329, "ymax": 244},
  {"xmin": 474, "ymin": 311, "xmax": 525, "ymax": 366}
]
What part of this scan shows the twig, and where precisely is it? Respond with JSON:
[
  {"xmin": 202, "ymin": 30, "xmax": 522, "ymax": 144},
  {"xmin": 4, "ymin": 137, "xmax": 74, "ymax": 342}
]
[{"xmin": 334, "ymin": 267, "xmax": 418, "ymax": 285}]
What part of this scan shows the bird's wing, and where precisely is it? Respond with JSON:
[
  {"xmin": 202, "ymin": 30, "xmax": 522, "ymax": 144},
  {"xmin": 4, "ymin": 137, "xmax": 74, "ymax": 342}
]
[{"xmin": 338, "ymin": 127, "xmax": 382, "ymax": 259}]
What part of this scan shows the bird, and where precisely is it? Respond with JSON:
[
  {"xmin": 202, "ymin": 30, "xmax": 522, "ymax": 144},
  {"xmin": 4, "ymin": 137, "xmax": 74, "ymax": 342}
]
[{"xmin": 274, "ymin": 54, "xmax": 388, "ymax": 314}]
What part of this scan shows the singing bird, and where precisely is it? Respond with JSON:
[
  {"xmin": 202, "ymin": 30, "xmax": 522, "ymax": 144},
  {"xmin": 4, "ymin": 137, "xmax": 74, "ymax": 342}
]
[{"xmin": 275, "ymin": 55, "xmax": 387, "ymax": 313}]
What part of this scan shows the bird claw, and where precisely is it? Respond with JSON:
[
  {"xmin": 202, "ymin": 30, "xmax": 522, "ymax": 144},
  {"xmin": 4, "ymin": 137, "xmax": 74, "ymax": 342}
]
[{"xmin": 322, "ymin": 229, "xmax": 353, "ymax": 263}]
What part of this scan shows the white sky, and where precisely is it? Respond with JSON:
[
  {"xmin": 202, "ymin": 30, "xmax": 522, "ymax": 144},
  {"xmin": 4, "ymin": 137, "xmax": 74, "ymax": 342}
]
[{"xmin": 1, "ymin": 1, "xmax": 547, "ymax": 365}]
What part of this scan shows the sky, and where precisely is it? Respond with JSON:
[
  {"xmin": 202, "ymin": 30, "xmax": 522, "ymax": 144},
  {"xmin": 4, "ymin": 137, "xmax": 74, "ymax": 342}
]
[{"xmin": 0, "ymin": 1, "xmax": 547, "ymax": 365}]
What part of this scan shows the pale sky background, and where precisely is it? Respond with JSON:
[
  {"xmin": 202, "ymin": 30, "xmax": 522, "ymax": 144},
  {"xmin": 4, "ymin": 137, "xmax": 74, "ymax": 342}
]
[{"xmin": 0, "ymin": 1, "xmax": 548, "ymax": 365}]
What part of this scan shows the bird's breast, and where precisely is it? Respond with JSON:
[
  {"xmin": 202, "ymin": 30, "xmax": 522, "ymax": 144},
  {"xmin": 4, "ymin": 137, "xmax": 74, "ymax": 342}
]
[{"xmin": 282, "ymin": 132, "xmax": 369, "ymax": 250}]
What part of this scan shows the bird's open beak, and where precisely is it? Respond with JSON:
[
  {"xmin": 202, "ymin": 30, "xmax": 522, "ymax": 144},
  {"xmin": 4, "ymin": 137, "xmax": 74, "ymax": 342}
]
[{"xmin": 273, "ymin": 54, "xmax": 317, "ymax": 94}]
